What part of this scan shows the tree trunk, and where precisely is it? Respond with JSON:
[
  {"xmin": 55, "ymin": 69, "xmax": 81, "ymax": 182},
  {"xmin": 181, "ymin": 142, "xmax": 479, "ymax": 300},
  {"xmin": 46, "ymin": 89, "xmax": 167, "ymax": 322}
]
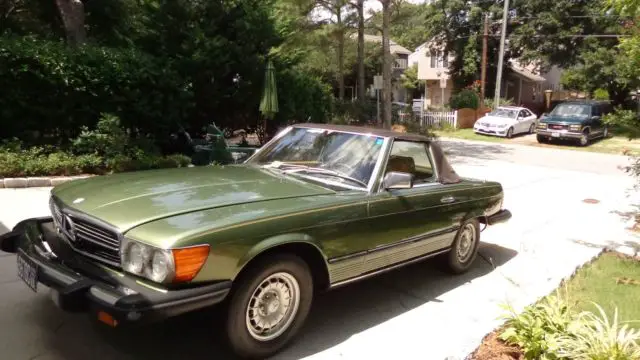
[
  {"xmin": 381, "ymin": 0, "xmax": 392, "ymax": 129},
  {"xmin": 356, "ymin": 0, "xmax": 365, "ymax": 107},
  {"xmin": 54, "ymin": 0, "xmax": 86, "ymax": 46},
  {"xmin": 337, "ymin": 7, "xmax": 345, "ymax": 101}
]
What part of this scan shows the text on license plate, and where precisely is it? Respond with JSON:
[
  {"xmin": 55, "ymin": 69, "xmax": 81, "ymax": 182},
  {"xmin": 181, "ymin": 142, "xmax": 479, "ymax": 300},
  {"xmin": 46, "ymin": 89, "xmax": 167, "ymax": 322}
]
[
  {"xmin": 551, "ymin": 132, "xmax": 560, "ymax": 137},
  {"xmin": 17, "ymin": 251, "xmax": 38, "ymax": 292}
]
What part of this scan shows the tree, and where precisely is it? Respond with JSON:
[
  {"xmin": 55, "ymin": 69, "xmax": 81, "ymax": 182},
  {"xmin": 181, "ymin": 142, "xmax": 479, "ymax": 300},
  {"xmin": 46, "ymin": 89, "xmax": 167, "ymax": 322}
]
[
  {"xmin": 379, "ymin": 0, "xmax": 392, "ymax": 128},
  {"xmin": 314, "ymin": 0, "xmax": 353, "ymax": 100},
  {"xmin": 352, "ymin": 0, "xmax": 365, "ymax": 106},
  {"xmin": 54, "ymin": 0, "xmax": 86, "ymax": 45},
  {"xmin": 400, "ymin": 63, "xmax": 420, "ymax": 103}
]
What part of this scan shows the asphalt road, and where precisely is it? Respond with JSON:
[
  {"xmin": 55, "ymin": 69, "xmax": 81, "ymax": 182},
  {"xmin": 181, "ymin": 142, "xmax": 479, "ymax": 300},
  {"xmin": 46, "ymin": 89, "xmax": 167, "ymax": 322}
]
[{"xmin": 0, "ymin": 139, "xmax": 637, "ymax": 360}]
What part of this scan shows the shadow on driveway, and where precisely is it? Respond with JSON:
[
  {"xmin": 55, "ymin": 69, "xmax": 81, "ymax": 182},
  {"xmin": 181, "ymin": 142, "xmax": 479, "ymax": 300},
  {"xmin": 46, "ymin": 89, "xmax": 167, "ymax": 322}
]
[{"xmin": 27, "ymin": 242, "xmax": 518, "ymax": 360}]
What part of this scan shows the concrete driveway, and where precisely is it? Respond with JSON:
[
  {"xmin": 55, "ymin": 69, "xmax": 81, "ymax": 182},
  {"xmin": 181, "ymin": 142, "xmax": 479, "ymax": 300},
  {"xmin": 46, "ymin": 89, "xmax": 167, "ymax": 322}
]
[{"xmin": 1, "ymin": 139, "xmax": 638, "ymax": 360}]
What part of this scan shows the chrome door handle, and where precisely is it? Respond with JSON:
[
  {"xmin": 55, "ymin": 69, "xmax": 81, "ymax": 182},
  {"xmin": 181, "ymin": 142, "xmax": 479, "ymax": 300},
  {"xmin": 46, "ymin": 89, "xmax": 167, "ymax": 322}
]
[{"xmin": 440, "ymin": 196, "xmax": 455, "ymax": 204}]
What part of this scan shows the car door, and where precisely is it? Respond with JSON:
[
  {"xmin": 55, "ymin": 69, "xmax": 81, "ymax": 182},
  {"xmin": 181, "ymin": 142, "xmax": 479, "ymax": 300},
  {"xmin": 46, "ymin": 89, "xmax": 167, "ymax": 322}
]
[
  {"xmin": 516, "ymin": 110, "xmax": 530, "ymax": 133},
  {"xmin": 364, "ymin": 140, "xmax": 460, "ymax": 273}
]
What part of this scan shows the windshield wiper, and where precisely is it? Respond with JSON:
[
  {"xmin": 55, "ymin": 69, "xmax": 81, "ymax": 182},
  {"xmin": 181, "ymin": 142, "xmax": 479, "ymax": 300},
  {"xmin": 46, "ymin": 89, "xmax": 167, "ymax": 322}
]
[{"xmin": 283, "ymin": 167, "xmax": 368, "ymax": 188}]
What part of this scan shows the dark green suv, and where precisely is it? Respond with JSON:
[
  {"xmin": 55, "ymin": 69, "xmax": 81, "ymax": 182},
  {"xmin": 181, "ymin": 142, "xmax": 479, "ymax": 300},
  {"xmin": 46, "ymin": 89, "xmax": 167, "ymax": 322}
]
[{"xmin": 536, "ymin": 100, "xmax": 612, "ymax": 146}]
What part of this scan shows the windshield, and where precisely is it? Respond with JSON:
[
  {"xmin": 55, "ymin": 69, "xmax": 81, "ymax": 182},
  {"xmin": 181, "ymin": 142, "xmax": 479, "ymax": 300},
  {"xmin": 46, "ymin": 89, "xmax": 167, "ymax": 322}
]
[
  {"xmin": 247, "ymin": 127, "xmax": 386, "ymax": 189},
  {"xmin": 550, "ymin": 104, "xmax": 591, "ymax": 118},
  {"xmin": 488, "ymin": 108, "xmax": 518, "ymax": 118}
]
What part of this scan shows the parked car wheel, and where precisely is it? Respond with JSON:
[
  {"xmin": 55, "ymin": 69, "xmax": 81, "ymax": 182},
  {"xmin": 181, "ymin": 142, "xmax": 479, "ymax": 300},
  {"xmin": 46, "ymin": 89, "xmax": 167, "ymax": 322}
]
[
  {"xmin": 603, "ymin": 126, "xmax": 608, "ymax": 138},
  {"xmin": 445, "ymin": 218, "xmax": 480, "ymax": 274},
  {"xmin": 506, "ymin": 127, "xmax": 514, "ymax": 139},
  {"xmin": 578, "ymin": 130, "xmax": 590, "ymax": 146},
  {"xmin": 225, "ymin": 254, "xmax": 313, "ymax": 359},
  {"xmin": 529, "ymin": 124, "xmax": 536, "ymax": 134},
  {"xmin": 536, "ymin": 134, "xmax": 547, "ymax": 143}
]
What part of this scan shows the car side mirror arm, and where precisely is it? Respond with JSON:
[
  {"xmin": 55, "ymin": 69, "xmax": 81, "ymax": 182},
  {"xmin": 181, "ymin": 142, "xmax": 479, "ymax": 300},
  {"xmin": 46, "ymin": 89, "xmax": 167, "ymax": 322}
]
[{"xmin": 383, "ymin": 171, "xmax": 414, "ymax": 190}]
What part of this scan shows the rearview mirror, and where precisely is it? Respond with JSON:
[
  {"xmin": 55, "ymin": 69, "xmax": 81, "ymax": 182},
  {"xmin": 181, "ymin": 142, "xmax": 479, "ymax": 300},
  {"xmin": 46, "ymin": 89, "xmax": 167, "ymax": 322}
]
[{"xmin": 383, "ymin": 171, "xmax": 413, "ymax": 190}]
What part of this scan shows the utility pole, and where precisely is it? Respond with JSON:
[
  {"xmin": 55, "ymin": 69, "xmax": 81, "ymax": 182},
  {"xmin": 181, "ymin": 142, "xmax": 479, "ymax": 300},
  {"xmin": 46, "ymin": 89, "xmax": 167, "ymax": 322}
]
[
  {"xmin": 494, "ymin": 0, "xmax": 510, "ymax": 108},
  {"xmin": 480, "ymin": 13, "xmax": 489, "ymax": 107}
]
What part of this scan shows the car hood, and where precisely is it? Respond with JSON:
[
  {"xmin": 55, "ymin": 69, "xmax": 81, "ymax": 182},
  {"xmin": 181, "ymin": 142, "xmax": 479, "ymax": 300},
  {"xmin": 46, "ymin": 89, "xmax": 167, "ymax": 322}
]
[
  {"xmin": 541, "ymin": 115, "xmax": 587, "ymax": 124},
  {"xmin": 51, "ymin": 165, "xmax": 335, "ymax": 231},
  {"xmin": 477, "ymin": 116, "xmax": 512, "ymax": 125}
]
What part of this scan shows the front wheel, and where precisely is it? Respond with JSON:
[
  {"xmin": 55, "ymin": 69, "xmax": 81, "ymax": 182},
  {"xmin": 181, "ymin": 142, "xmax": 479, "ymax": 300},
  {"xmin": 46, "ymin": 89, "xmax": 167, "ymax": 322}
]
[
  {"xmin": 506, "ymin": 127, "xmax": 514, "ymax": 139},
  {"xmin": 445, "ymin": 218, "xmax": 481, "ymax": 274},
  {"xmin": 578, "ymin": 131, "xmax": 590, "ymax": 146},
  {"xmin": 537, "ymin": 134, "xmax": 547, "ymax": 143},
  {"xmin": 225, "ymin": 254, "xmax": 313, "ymax": 359}
]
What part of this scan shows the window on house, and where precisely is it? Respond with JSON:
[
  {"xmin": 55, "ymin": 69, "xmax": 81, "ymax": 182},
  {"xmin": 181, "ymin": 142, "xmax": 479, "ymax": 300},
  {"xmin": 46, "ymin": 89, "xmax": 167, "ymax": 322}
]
[
  {"xmin": 430, "ymin": 50, "xmax": 436, "ymax": 68},
  {"xmin": 442, "ymin": 52, "xmax": 449, "ymax": 68}
]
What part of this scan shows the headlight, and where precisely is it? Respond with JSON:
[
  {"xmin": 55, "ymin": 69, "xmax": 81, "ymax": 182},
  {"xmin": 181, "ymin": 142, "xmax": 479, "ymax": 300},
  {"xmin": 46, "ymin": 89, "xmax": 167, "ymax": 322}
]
[
  {"xmin": 537, "ymin": 123, "xmax": 547, "ymax": 129},
  {"xmin": 498, "ymin": 123, "xmax": 508, "ymax": 128},
  {"xmin": 569, "ymin": 124, "xmax": 582, "ymax": 132},
  {"xmin": 121, "ymin": 239, "xmax": 209, "ymax": 284}
]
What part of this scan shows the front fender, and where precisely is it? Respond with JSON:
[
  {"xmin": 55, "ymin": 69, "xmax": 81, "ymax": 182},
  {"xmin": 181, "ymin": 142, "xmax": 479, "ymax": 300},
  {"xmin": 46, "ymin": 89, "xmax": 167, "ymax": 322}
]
[{"xmin": 234, "ymin": 233, "xmax": 324, "ymax": 278}]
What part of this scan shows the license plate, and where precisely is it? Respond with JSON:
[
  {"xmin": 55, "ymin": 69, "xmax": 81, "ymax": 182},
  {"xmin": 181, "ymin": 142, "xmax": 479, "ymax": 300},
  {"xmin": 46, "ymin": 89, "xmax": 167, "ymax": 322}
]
[
  {"xmin": 551, "ymin": 132, "xmax": 560, "ymax": 138},
  {"xmin": 17, "ymin": 251, "xmax": 38, "ymax": 292}
]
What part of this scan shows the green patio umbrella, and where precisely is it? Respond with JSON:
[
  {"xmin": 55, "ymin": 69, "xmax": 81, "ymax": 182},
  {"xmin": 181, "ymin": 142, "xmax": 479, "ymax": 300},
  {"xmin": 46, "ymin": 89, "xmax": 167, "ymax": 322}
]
[{"xmin": 259, "ymin": 60, "xmax": 279, "ymax": 120}]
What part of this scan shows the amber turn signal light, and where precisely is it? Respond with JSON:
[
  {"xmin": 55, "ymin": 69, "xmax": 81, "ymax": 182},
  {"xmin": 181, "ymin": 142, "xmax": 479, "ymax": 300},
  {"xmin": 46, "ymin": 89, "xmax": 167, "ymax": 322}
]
[
  {"xmin": 97, "ymin": 311, "xmax": 118, "ymax": 327},
  {"xmin": 172, "ymin": 245, "xmax": 210, "ymax": 283}
]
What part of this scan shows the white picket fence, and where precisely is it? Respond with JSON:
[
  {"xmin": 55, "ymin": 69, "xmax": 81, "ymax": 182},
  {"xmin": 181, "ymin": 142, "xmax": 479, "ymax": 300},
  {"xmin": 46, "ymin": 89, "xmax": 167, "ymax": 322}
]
[
  {"xmin": 398, "ymin": 110, "xmax": 458, "ymax": 129},
  {"xmin": 419, "ymin": 110, "xmax": 458, "ymax": 128}
]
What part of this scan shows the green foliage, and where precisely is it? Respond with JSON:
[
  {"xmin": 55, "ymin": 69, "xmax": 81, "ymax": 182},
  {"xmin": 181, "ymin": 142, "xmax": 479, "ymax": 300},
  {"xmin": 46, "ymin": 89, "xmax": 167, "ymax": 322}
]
[
  {"xmin": 593, "ymin": 89, "xmax": 610, "ymax": 100},
  {"xmin": 556, "ymin": 303, "xmax": 640, "ymax": 360},
  {"xmin": 603, "ymin": 108, "xmax": 640, "ymax": 139},
  {"xmin": 0, "ymin": 36, "xmax": 193, "ymax": 146},
  {"xmin": 0, "ymin": 114, "xmax": 192, "ymax": 177},
  {"xmin": 499, "ymin": 293, "xmax": 574, "ymax": 360},
  {"xmin": 499, "ymin": 290, "xmax": 640, "ymax": 360},
  {"xmin": 449, "ymin": 89, "xmax": 480, "ymax": 110},
  {"xmin": 484, "ymin": 97, "xmax": 515, "ymax": 109}
]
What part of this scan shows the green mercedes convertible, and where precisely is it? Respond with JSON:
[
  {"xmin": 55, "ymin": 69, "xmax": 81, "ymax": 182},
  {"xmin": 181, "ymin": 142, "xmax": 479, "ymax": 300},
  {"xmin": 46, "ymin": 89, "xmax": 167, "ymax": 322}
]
[{"xmin": 1, "ymin": 123, "xmax": 511, "ymax": 359}]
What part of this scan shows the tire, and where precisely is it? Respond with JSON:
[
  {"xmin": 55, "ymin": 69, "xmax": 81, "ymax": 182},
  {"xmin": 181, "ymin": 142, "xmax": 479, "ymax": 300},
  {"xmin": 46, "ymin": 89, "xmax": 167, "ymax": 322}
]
[
  {"xmin": 529, "ymin": 124, "xmax": 536, "ymax": 134},
  {"xmin": 506, "ymin": 127, "xmax": 514, "ymax": 139},
  {"xmin": 445, "ymin": 218, "xmax": 481, "ymax": 274},
  {"xmin": 578, "ymin": 131, "xmax": 590, "ymax": 147},
  {"xmin": 536, "ymin": 134, "xmax": 547, "ymax": 143},
  {"xmin": 603, "ymin": 126, "xmax": 608, "ymax": 138},
  {"xmin": 225, "ymin": 254, "xmax": 313, "ymax": 359}
]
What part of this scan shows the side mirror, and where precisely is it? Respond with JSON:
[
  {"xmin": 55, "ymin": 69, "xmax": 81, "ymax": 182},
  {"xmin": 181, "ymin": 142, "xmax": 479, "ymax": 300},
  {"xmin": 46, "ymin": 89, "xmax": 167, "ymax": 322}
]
[{"xmin": 383, "ymin": 171, "xmax": 413, "ymax": 190}]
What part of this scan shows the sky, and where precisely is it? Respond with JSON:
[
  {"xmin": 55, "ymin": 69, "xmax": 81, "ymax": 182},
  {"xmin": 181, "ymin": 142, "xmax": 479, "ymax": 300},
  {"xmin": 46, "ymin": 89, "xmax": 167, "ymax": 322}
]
[{"xmin": 312, "ymin": 0, "xmax": 428, "ymax": 22}]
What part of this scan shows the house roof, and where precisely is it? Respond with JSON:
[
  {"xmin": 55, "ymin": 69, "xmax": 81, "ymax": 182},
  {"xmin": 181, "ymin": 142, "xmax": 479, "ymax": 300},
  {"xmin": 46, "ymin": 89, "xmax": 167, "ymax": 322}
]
[{"xmin": 354, "ymin": 34, "xmax": 413, "ymax": 55}]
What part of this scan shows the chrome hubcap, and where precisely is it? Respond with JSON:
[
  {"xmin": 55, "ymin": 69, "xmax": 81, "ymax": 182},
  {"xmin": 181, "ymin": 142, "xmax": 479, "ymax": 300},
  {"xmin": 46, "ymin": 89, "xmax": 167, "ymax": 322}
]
[
  {"xmin": 457, "ymin": 223, "xmax": 477, "ymax": 263},
  {"xmin": 246, "ymin": 272, "xmax": 300, "ymax": 341},
  {"xmin": 581, "ymin": 135, "xmax": 587, "ymax": 145}
]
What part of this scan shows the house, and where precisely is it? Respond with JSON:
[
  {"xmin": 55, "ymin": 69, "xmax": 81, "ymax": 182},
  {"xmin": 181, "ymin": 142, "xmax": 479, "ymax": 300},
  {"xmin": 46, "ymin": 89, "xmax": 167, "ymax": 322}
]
[
  {"xmin": 408, "ymin": 39, "xmax": 565, "ymax": 111},
  {"xmin": 353, "ymin": 34, "xmax": 413, "ymax": 103}
]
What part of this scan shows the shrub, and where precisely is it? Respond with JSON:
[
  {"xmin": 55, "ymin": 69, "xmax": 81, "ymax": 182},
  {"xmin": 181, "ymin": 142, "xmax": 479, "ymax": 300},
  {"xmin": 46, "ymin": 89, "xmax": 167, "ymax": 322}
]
[
  {"xmin": 593, "ymin": 88, "xmax": 610, "ymax": 100},
  {"xmin": 0, "ymin": 147, "xmax": 104, "ymax": 177},
  {"xmin": 556, "ymin": 304, "xmax": 640, "ymax": 360},
  {"xmin": 0, "ymin": 36, "xmax": 193, "ymax": 146},
  {"xmin": 484, "ymin": 97, "xmax": 515, "ymax": 110},
  {"xmin": 603, "ymin": 108, "xmax": 640, "ymax": 139},
  {"xmin": 449, "ymin": 89, "xmax": 480, "ymax": 110},
  {"xmin": 499, "ymin": 293, "xmax": 574, "ymax": 359}
]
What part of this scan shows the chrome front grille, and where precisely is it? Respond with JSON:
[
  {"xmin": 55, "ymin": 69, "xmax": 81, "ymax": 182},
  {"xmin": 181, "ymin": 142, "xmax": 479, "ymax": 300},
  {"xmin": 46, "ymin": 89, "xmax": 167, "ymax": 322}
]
[{"xmin": 49, "ymin": 197, "xmax": 122, "ymax": 267}]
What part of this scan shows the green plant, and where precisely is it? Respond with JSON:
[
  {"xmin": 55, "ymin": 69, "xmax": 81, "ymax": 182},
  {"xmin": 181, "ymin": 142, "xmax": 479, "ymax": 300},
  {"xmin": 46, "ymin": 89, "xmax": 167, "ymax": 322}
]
[
  {"xmin": 484, "ymin": 97, "xmax": 515, "ymax": 110},
  {"xmin": 556, "ymin": 303, "xmax": 640, "ymax": 360},
  {"xmin": 499, "ymin": 293, "xmax": 575, "ymax": 359},
  {"xmin": 593, "ymin": 88, "xmax": 610, "ymax": 100},
  {"xmin": 603, "ymin": 108, "xmax": 640, "ymax": 139},
  {"xmin": 449, "ymin": 89, "xmax": 479, "ymax": 110}
]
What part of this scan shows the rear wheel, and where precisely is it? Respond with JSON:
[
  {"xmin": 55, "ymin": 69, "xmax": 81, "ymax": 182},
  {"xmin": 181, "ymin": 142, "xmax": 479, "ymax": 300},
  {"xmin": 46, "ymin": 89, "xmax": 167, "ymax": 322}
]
[
  {"xmin": 225, "ymin": 254, "xmax": 313, "ymax": 359},
  {"xmin": 529, "ymin": 124, "xmax": 536, "ymax": 134},
  {"xmin": 445, "ymin": 218, "xmax": 481, "ymax": 274}
]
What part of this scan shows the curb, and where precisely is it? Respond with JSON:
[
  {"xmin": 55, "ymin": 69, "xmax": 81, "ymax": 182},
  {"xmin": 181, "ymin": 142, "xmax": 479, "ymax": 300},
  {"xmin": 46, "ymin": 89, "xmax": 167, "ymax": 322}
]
[{"xmin": 0, "ymin": 175, "xmax": 94, "ymax": 189}]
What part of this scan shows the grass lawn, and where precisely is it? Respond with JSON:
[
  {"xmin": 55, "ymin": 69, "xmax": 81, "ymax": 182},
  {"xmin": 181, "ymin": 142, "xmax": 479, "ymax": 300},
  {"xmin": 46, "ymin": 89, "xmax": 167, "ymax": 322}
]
[
  {"xmin": 563, "ymin": 251, "xmax": 640, "ymax": 329},
  {"xmin": 435, "ymin": 128, "xmax": 640, "ymax": 156}
]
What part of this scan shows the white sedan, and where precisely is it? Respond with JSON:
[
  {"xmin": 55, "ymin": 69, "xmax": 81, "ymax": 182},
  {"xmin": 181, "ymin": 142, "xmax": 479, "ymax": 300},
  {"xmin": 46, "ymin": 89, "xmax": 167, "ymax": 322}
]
[{"xmin": 473, "ymin": 106, "xmax": 538, "ymax": 138}]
